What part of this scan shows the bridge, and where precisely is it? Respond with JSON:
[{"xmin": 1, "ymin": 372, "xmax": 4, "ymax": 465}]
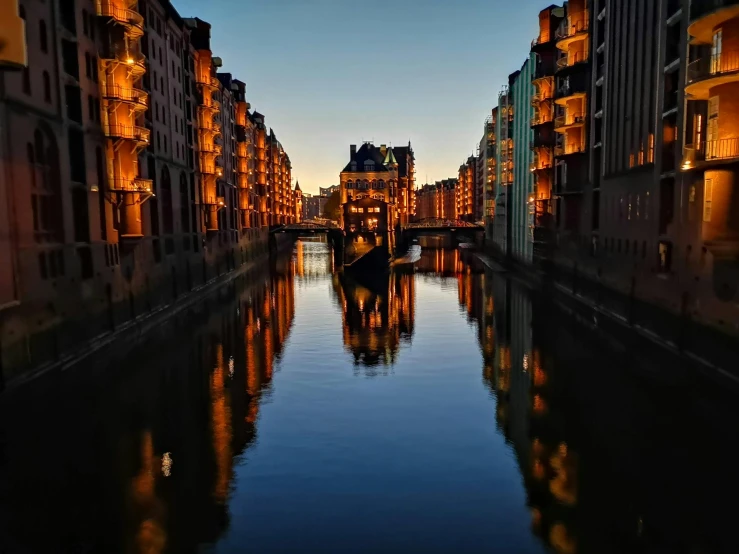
[
  {"xmin": 400, "ymin": 218, "xmax": 485, "ymax": 250},
  {"xmin": 402, "ymin": 218, "xmax": 484, "ymax": 231},
  {"xmin": 273, "ymin": 219, "xmax": 340, "ymax": 233}
]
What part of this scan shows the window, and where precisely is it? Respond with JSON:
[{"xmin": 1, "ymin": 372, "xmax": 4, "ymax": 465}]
[
  {"xmin": 91, "ymin": 56, "xmax": 98, "ymax": 82},
  {"xmin": 155, "ymin": 102, "xmax": 159, "ymax": 121},
  {"xmin": 22, "ymin": 66, "xmax": 31, "ymax": 95},
  {"xmin": 95, "ymin": 99, "xmax": 100, "ymax": 122},
  {"xmin": 30, "ymin": 127, "xmax": 63, "ymax": 243},
  {"xmin": 82, "ymin": 10, "xmax": 89, "ymax": 36},
  {"xmin": 346, "ymin": 180, "xmax": 353, "ymax": 189},
  {"xmin": 711, "ymin": 29, "xmax": 722, "ymax": 74},
  {"xmin": 627, "ymin": 194, "xmax": 632, "ymax": 220},
  {"xmin": 159, "ymin": 47, "xmax": 163, "ymax": 61},
  {"xmin": 704, "ymin": 178, "xmax": 713, "ymax": 222},
  {"xmin": 707, "ymin": 96, "xmax": 719, "ymax": 158},
  {"xmin": 162, "ymin": 110, "xmax": 165, "ymax": 125},
  {"xmin": 151, "ymin": 39, "xmax": 156, "ymax": 59},
  {"xmin": 636, "ymin": 194, "xmax": 640, "ymax": 219},
  {"xmin": 85, "ymin": 52, "xmax": 91, "ymax": 78},
  {"xmin": 88, "ymin": 94, "xmax": 94, "ymax": 120},
  {"xmin": 43, "ymin": 71, "xmax": 51, "ymax": 103},
  {"xmin": 164, "ymin": 135, "xmax": 167, "ymax": 153},
  {"xmin": 160, "ymin": 77, "xmax": 164, "ymax": 93},
  {"xmin": 153, "ymin": 70, "xmax": 157, "ymax": 90},
  {"xmin": 645, "ymin": 191, "xmax": 650, "ymax": 220},
  {"xmin": 157, "ymin": 132, "xmax": 161, "ymax": 149},
  {"xmin": 39, "ymin": 20, "xmax": 48, "ymax": 53}
]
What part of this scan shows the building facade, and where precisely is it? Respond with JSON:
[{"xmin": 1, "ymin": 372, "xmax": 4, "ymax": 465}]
[
  {"xmin": 339, "ymin": 142, "xmax": 416, "ymax": 228},
  {"xmin": 0, "ymin": 0, "xmax": 300, "ymax": 380},
  {"xmin": 414, "ymin": 179, "xmax": 458, "ymax": 221},
  {"xmin": 482, "ymin": 0, "xmax": 739, "ymax": 337},
  {"xmin": 511, "ymin": 57, "xmax": 536, "ymax": 263}
]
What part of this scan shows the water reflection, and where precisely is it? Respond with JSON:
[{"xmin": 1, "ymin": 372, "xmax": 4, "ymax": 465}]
[
  {"xmin": 0, "ymin": 244, "xmax": 737, "ymax": 554},
  {"xmin": 332, "ymin": 271, "xmax": 414, "ymax": 369},
  {"xmin": 0, "ymin": 252, "xmax": 299, "ymax": 553}
]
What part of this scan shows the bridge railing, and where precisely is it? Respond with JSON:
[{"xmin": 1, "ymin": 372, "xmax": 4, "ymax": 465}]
[{"xmin": 403, "ymin": 219, "xmax": 483, "ymax": 229}]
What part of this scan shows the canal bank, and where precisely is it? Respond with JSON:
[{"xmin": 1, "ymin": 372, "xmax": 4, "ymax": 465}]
[
  {"xmin": 478, "ymin": 246, "xmax": 739, "ymax": 389},
  {"xmin": 0, "ymin": 231, "xmax": 295, "ymax": 392}
]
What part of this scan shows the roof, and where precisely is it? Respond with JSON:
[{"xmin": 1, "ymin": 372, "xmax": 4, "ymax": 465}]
[
  {"xmin": 295, "ymin": 181, "xmax": 301, "ymax": 191},
  {"xmin": 341, "ymin": 143, "xmax": 390, "ymax": 173},
  {"xmin": 383, "ymin": 148, "xmax": 398, "ymax": 166}
]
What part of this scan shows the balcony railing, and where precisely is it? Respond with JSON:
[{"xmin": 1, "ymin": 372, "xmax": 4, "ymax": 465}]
[
  {"xmin": 554, "ymin": 113, "xmax": 585, "ymax": 128},
  {"xmin": 683, "ymin": 138, "xmax": 739, "ymax": 168},
  {"xmin": 555, "ymin": 13, "xmax": 590, "ymax": 41},
  {"xmin": 690, "ymin": 0, "xmax": 739, "ymax": 23},
  {"xmin": 196, "ymin": 75, "xmax": 220, "ymax": 89},
  {"xmin": 687, "ymin": 51, "xmax": 739, "ymax": 84},
  {"xmin": 554, "ymin": 142, "xmax": 586, "ymax": 157},
  {"xmin": 100, "ymin": 83, "xmax": 148, "ymax": 109},
  {"xmin": 531, "ymin": 114, "xmax": 553, "ymax": 126},
  {"xmin": 96, "ymin": 1, "xmax": 144, "ymax": 36},
  {"xmin": 108, "ymin": 177, "xmax": 153, "ymax": 193},
  {"xmin": 103, "ymin": 123, "xmax": 150, "ymax": 144},
  {"xmin": 557, "ymin": 51, "xmax": 588, "ymax": 70},
  {"xmin": 100, "ymin": 43, "xmax": 146, "ymax": 75},
  {"xmin": 531, "ymin": 33, "xmax": 552, "ymax": 48}
]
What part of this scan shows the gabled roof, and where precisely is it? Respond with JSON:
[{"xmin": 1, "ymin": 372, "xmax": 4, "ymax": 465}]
[
  {"xmin": 383, "ymin": 148, "xmax": 398, "ymax": 166},
  {"xmin": 341, "ymin": 143, "xmax": 390, "ymax": 173},
  {"xmin": 295, "ymin": 181, "xmax": 301, "ymax": 191}
]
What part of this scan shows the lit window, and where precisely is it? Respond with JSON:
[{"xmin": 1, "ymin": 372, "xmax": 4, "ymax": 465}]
[{"xmin": 704, "ymin": 178, "xmax": 713, "ymax": 222}]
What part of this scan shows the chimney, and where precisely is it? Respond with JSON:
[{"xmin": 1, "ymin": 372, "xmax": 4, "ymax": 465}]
[
  {"xmin": 380, "ymin": 144, "xmax": 387, "ymax": 156},
  {"xmin": 350, "ymin": 144, "xmax": 356, "ymax": 157}
]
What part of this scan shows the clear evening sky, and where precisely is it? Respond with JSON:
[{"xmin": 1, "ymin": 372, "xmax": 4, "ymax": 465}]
[{"xmin": 175, "ymin": 0, "xmax": 544, "ymax": 195}]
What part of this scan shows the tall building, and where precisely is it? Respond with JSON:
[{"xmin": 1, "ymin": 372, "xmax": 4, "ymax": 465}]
[
  {"xmin": 0, "ymin": 0, "xmax": 299, "ymax": 379},
  {"xmin": 493, "ymin": 78, "xmax": 516, "ymax": 254},
  {"xmin": 457, "ymin": 156, "xmax": 478, "ymax": 222},
  {"xmin": 531, "ymin": 5, "xmax": 564, "ymax": 260},
  {"xmin": 511, "ymin": 57, "xmax": 536, "ymax": 263},
  {"xmin": 483, "ymin": 111, "xmax": 497, "ymax": 237},
  {"xmin": 553, "ymin": 0, "xmax": 592, "ymax": 244}
]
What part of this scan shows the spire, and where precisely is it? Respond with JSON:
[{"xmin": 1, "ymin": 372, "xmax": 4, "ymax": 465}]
[
  {"xmin": 295, "ymin": 180, "xmax": 301, "ymax": 192},
  {"xmin": 383, "ymin": 148, "xmax": 398, "ymax": 166}
]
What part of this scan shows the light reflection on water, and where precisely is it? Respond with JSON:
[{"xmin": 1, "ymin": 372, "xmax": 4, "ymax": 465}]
[{"xmin": 0, "ymin": 241, "xmax": 736, "ymax": 554}]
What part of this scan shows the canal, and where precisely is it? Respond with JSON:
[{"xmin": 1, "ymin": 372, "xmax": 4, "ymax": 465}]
[{"xmin": 1, "ymin": 241, "xmax": 737, "ymax": 554}]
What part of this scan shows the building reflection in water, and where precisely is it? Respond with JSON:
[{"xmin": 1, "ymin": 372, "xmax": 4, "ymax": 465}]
[
  {"xmin": 332, "ymin": 270, "xmax": 415, "ymax": 370},
  {"xmin": 0, "ymin": 249, "xmax": 301, "ymax": 553},
  {"xmin": 482, "ymin": 276, "xmax": 579, "ymax": 554}
]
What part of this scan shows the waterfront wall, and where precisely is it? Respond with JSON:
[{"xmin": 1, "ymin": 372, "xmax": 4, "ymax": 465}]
[{"xmin": 0, "ymin": 229, "xmax": 280, "ymax": 386}]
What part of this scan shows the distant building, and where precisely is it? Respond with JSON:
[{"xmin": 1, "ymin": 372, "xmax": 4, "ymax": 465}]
[
  {"xmin": 303, "ymin": 193, "xmax": 321, "ymax": 220},
  {"xmin": 415, "ymin": 179, "xmax": 458, "ymax": 221},
  {"xmin": 339, "ymin": 142, "xmax": 416, "ymax": 227},
  {"xmin": 320, "ymin": 185, "xmax": 340, "ymax": 197}
]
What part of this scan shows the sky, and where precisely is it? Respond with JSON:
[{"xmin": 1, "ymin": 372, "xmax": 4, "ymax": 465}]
[{"xmin": 175, "ymin": 0, "xmax": 544, "ymax": 196}]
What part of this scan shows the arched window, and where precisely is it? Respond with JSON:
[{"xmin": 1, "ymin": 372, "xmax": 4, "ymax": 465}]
[
  {"xmin": 378, "ymin": 180, "xmax": 385, "ymax": 189},
  {"xmin": 180, "ymin": 171, "xmax": 190, "ymax": 233},
  {"xmin": 160, "ymin": 165, "xmax": 174, "ymax": 235},
  {"xmin": 39, "ymin": 21, "xmax": 48, "ymax": 53},
  {"xmin": 42, "ymin": 71, "xmax": 51, "ymax": 102},
  {"xmin": 30, "ymin": 125, "xmax": 63, "ymax": 242},
  {"xmin": 371, "ymin": 180, "xmax": 377, "ymax": 189},
  {"xmin": 345, "ymin": 180, "xmax": 353, "ymax": 189}
]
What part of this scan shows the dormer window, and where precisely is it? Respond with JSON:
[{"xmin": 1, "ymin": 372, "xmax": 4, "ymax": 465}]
[
  {"xmin": 351, "ymin": 162, "xmax": 357, "ymax": 171},
  {"xmin": 364, "ymin": 160, "xmax": 375, "ymax": 171}
]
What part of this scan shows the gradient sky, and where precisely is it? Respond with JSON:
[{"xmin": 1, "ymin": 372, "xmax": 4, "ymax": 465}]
[{"xmin": 175, "ymin": 0, "xmax": 544, "ymax": 195}]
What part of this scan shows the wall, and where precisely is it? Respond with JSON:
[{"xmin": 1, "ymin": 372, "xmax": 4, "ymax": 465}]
[{"xmin": 512, "ymin": 56, "xmax": 535, "ymax": 263}]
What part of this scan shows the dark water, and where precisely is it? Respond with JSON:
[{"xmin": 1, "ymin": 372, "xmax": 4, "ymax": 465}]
[{"xmin": 1, "ymin": 242, "xmax": 737, "ymax": 554}]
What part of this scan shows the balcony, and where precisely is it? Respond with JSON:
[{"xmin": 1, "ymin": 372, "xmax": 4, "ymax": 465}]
[
  {"xmin": 100, "ymin": 43, "xmax": 146, "ymax": 76},
  {"xmin": 554, "ymin": 112, "xmax": 585, "ymax": 132},
  {"xmin": 108, "ymin": 177, "xmax": 153, "ymax": 193},
  {"xmin": 100, "ymin": 83, "xmax": 148, "ymax": 110},
  {"xmin": 555, "ymin": 13, "xmax": 590, "ymax": 49},
  {"xmin": 196, "ymin": 74, "xmax": 220, "ymax": 89},
  {"xmin": 531, "ymin": 114, "xmax": 553, "ymax": 127},
  {"xmin": 555, "ymin": 74, "xmax": 589, "ymax": 104},
  {"xmin": 682, "ymin": 138, "xmax": 739, "ymax": 169},
  {"xmin": 530, "ymin": 160, "xmax": 552, "ymax": 172},
  {"xmin": 96, "ymin": 1, "xmax": 144, "ymax": 38},
  {"xmin": 554, "ymin": 142, "xmax": 586, "ymax": 157},
  {"xmin": 686, "ymin": 51, "xmax": 739, "ymax": 99},
  {"xmin": 201, "ymin": 162, "xmax": 216, "ymax": 175},
  {"xmin": 531, "ymin": 33, "xmax": 553, "ymax": 50},
  {"xmin": 103, "ymin": 123, "xmax": 150, "ymax": 145},
  {"xmin": 557, "ymin": 50, "xmax": 589, "ymax": 72},
  {"xmin": 533, "ymin": 60, "xmax": 557, "ymax": 81},
  {"xmin": 689, "ymin": 1, "xmax": 739, "ymax": 44}
]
